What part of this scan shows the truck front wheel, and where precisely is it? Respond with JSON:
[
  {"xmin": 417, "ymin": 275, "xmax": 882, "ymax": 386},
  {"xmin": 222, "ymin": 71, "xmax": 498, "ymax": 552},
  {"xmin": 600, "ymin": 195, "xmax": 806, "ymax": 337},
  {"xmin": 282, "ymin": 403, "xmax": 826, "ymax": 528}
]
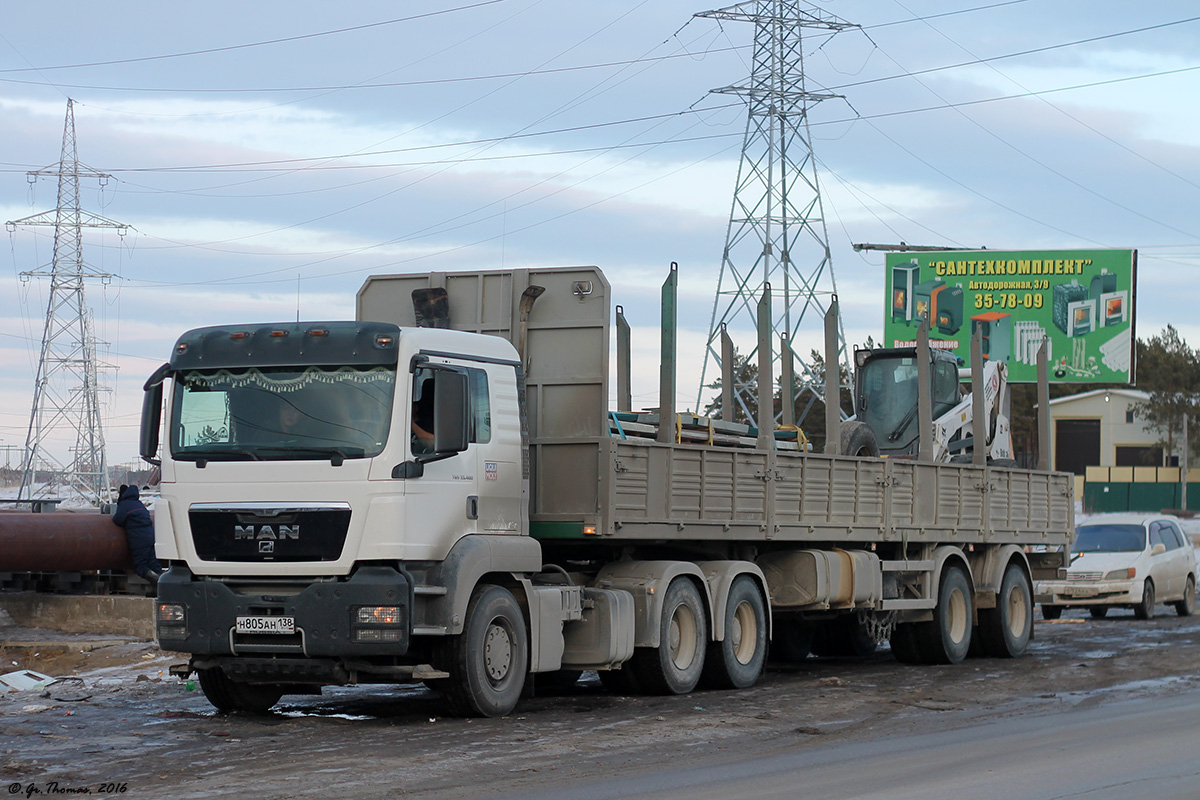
[
  {"xmin": 702, "ymin": 575, "xmax": 767, "ymax": 689},
  {"xmin": 197, "ymin": 668, "xmax": 284, "ymax": 714},
  {"xmin": 441, "ymin": 584, "xmax": 528, "ymax": 717},
  {"xmin": 631, "ymin": 578, "xmax": 707, "ymax": 694}
]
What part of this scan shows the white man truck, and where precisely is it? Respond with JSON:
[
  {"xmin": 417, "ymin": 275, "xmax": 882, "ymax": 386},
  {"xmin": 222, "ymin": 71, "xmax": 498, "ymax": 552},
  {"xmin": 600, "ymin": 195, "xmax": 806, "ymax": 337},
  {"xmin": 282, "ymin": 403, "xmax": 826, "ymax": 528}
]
[{"xmin": 144, "ymin": 265, "xmax": 1073, "ymax": 716}]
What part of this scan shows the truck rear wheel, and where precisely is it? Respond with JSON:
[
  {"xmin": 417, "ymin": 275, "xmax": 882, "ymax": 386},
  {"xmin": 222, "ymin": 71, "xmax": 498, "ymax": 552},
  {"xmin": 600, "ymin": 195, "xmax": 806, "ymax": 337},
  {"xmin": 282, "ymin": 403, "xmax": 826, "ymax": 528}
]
[
  {"xmin": 631, "ymin": 578, "xmax": 707, "ymax": 695},
  {"xmin": 977, "ymin": 563, "xmax": 1032, "ymax": 658},
  {"xmin": 915, "ymin": 564, "xmax": 973, "ymax": 664},
  {"xmin": 196, "ymin": 668, "xmax": 284, "ymax": 714},
  {"xmin": 440, "ymin": 583, "xmax": 528, "ymax": 717},
  {"xmin": 701, "ymin": 576, "xmax": 767, "ymax": 689}
]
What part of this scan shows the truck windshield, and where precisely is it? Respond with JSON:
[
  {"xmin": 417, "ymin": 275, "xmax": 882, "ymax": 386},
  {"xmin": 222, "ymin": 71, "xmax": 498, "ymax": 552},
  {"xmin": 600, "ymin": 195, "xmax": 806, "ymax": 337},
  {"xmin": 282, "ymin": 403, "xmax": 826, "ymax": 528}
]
[
  {"xmin": 1073, "ymin": 524, "xmax": 1146, "ymax": 553},
  {"xmin": 859, "ymin": 356, "xmax": 960, "ymax": 449},
  {"xmin": 859, "ymin": 358, "xmax": 921, "ymax": 446},
  {"xmin": 170, "ymin": 365, "xmax": 396, "ymax": 461}
]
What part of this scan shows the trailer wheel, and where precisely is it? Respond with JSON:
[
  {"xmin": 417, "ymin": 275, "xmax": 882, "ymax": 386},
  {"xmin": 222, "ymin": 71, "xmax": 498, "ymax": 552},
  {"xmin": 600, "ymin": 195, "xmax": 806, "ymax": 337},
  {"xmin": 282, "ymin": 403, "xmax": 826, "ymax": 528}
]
[
  {"xmin": 916, "ymin": 564, "xmax": 973, "ymax": 664},
  {"xmin": 839, "ymin": 421, "xmax": 880, "ymax": 458},
  {"xmin": 701, "ymin": 576, "xmax": 767, "ymax": 689},
  {"xmin": 770, "ymin": 618, "xmax": 815, "ymax": 663},
  {"xmin": 1134, "ymin": 579, "xmax": 1156, "ymax": 620},
  {"xmin": 196, "ymin": 668, "xmax": 284, "ymax": 714},
  {"xmin": 631, "ymin": 578, "xmax": 707, "ymax": 695},
  {"xmin": 977, "ymin": 563, "xmax": 1033, "ymax": 658},
  {"xmin": 889, "ymin": 622, "xmax": 922, "ymax": 664},
  {"xmin": 441, "ymin": 584, "xmax": 528, "ymax": 717}
]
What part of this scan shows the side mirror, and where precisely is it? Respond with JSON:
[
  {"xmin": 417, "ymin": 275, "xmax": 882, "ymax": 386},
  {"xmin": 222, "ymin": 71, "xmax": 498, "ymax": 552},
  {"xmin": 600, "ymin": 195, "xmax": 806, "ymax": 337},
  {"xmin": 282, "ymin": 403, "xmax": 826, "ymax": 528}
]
[
  {"xmin": 1151, "ymin": 543, "xmax": 1167, "ymax": 556},
  {"xmin": 140, "ymin": 363, "xmax": 170, "ymax": 465},
  {"xmin": 433, "ymin": 370, "xmax": 470, "ymax": 454}
]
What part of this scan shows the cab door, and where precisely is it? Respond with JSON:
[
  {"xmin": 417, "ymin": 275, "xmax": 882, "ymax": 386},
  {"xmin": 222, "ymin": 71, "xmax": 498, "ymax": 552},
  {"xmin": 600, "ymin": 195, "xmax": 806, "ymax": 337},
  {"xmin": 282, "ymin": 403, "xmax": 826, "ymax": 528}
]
[{"xmin": 403, "ymin": 363, "xmax": 480, "ymax": 557}]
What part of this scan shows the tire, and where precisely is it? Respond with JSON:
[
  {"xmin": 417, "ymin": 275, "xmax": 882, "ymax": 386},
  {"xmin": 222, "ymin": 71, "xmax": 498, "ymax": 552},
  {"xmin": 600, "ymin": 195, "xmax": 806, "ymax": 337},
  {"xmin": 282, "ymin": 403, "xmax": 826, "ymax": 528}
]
[
  {"xmin": 630, "ymin": 578, "xmax": 707, "ymax": 695},
  {"xmin": 1041, "ymin": 604, "xmax": 1063, "ymax": 621},
  {"xmin": 196, "ymin": 668, "xmax": 284, "ymax": 714},
  {"xmin": 839, "ymin": 421, "xmax": 881, "ymax": 458},
  {"xmin": 439, "ymin": 584, "xmax": 528, "ymax": 717},
  {"xmin": 915, "ymin": 564, "xmax": 973, "ymax": 665},
  {"xmin": 1134, "ymin": 580, "xmax": 1156, "ymax": 621},
  {"xmin": 1089, "ymin": 606, "xmax": 1109, "ymax": 619},
  {"xmin": 811, "ymin": 616, "xmax": 877, "ymax": 658},
  {"xmin": 1175, "ymin": 576, "xmax": 1196, "ymax": 617},
  {"xmin": 770, "ymin": 618, "xmax": 815, "ymax": 663},
  {"xmin": 701, "ymin": 576, "xmax": 767, "ymax": 690},
  {"xmin": 978, "ymin": 563, "xmax": 1033, "ymax": 658},
  {"xmin": 889, "ymin": 622, "xmax": 922, "ymax": 664}
]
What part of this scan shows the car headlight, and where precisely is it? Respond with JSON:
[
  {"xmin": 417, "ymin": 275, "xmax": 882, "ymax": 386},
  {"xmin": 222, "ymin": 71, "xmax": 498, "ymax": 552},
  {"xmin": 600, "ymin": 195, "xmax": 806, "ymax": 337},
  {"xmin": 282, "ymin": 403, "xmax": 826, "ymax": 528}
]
[{"xmin": 1104, "ymin": 568, "xmax": 1136, "ymax": 580}]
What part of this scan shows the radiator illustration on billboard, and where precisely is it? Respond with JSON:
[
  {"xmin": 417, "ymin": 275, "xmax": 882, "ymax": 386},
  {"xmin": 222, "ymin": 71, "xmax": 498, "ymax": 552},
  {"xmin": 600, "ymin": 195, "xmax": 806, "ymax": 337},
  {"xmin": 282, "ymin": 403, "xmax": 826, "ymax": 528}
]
[{"xmin": 883, "ymin": 249, "xmax": 1137, "ymax": 384}]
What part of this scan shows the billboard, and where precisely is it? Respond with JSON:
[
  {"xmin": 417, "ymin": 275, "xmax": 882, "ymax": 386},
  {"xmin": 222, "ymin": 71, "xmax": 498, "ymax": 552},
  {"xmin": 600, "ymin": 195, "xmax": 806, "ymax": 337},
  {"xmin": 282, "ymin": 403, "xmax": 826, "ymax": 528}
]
[{"xmin": 883, "ymin": 249, "xmax": 1136, "ymax": 383}]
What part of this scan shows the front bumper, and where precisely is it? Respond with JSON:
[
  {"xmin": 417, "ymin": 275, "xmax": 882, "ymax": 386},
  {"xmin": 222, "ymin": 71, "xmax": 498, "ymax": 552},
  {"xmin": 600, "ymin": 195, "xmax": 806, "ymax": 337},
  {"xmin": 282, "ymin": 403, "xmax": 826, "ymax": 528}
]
[
  {"xmin": 155, "ymin": 564, "xmax": 413, "ymax": 657},
  {"xmin": 1035, "ymin": 580, "xmax": 1139, "ymax": 607}
]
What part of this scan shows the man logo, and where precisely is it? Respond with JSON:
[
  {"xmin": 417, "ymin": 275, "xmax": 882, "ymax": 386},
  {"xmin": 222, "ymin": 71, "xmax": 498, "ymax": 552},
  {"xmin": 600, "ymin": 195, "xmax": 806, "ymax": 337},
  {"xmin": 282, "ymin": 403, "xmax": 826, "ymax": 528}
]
[
  {"xmin": 234, "ymin": 524, "xmax": 299, "ymax": 540},
  {"xmin": 259, "ymin": 540, "xmax": 275, "ymax": 554}
]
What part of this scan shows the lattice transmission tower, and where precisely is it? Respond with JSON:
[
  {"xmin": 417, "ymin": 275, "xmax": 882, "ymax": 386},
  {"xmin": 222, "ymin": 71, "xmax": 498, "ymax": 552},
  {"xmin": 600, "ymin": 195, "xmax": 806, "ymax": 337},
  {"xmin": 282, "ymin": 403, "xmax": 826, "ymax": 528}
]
[
  {"xmin": 695, "ymin": 1, "xmax": 857, "ymax": 424},
  {"xmin": 7, "ymin": 99, "xmax": 128, "ymax": 506}
]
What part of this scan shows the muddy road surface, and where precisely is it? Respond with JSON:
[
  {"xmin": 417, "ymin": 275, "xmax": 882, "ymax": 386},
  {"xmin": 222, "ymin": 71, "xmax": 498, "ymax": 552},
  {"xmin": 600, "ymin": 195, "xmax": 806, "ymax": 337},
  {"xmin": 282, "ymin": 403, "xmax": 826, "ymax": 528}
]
[{"xmin": 4, "ymin": 607, "xmax": 1200, "ymax": 799}]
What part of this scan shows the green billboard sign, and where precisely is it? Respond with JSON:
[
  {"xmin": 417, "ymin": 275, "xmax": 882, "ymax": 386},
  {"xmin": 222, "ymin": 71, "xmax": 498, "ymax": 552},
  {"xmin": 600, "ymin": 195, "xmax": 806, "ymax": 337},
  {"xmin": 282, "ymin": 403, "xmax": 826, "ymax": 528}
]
[{"xmin": 883, "ymin": 249, "xmax": 1137, "ymax": 383}]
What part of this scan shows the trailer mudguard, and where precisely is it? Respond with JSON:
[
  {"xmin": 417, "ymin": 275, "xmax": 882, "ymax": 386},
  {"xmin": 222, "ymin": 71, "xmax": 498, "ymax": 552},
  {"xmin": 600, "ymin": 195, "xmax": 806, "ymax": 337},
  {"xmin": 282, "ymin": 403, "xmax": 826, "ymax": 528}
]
[
  {"xmin": 968, "ymin": 544, "xmax": 1030, "ymax": 610},
  {"xmin": 696, "ymin": 560, "xmax": 771, "ymax": 641}
]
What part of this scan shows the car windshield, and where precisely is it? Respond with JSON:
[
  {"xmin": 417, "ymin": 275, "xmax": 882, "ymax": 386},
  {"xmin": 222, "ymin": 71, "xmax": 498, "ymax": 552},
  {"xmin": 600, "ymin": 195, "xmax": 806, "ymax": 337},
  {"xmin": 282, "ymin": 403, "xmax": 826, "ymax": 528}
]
[
  {"xmin": 1073, "ymin": 524, "xmax": 1146, "ymax": 553},
  {"xmin": 170, "ymin": 365, "xmax": 396, "ymax": 461}
]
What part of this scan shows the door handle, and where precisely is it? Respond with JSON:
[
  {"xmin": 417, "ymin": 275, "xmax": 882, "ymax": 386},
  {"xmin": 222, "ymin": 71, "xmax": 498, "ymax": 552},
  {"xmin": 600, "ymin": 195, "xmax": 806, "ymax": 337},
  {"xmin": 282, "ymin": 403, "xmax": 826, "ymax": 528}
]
[{"xmin": 466, "ymin": 495, "xmax": 478, "ymax": 520}]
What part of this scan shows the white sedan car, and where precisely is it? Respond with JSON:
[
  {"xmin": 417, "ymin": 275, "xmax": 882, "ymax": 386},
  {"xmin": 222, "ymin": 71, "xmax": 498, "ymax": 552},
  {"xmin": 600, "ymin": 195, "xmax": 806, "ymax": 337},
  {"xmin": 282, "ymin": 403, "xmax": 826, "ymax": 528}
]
[{"xmin": 1036, "ymin": 513, "xmax": 1197, "ymax": 620}]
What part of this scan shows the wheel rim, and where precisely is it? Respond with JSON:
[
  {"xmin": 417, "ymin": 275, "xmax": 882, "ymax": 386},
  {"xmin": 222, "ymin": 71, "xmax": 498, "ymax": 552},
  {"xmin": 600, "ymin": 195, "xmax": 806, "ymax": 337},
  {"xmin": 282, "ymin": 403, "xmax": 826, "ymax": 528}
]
[
  {"xmin": 947, "ymin": 588, "xmax": 968, "ymax": 644},
  {"xmin": 1005, "ymin": 584, "xmax": 1028, "ymax": 638},
  {"xmin": 731, "ymin": 600, "xmax": 758, "ymax": 665},
  {"xmin": 668, "ymin": 603, "xmax": 698, "ymax": 670},
  {"xmin": 484, "ymin": 618, "xmax": 514, "ymax": 685}
]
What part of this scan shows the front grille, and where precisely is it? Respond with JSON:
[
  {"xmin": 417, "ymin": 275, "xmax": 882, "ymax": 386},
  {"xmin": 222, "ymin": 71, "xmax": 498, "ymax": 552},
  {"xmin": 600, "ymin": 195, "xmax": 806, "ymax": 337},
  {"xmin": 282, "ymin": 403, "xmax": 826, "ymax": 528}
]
[
  {"xmin": 189, "ymin": 504, "xmax": 351, "ymax": 562},
  {"xmin": 1068, "ymin": 571, "xmax": 1104, "ymax": 582}
]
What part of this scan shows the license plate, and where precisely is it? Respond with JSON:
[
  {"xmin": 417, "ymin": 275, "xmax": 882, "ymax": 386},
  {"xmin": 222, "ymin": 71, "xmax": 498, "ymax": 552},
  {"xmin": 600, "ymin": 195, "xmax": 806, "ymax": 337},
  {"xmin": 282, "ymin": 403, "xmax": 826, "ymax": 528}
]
[
  {"xmin": 236, "ymin": 616, "xmax": 295, "ymax": 634},
  {"xmin": 1065, "ymin": 587, "xmax": 1099, "ymax": 597}
]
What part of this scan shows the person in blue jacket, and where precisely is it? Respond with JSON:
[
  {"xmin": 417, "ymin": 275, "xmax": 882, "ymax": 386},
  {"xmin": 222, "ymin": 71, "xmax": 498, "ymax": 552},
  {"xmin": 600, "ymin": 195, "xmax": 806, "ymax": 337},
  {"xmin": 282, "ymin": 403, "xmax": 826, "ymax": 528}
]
[{"xmin": 114, "ymin": 484, "xmax": 161, "ymax": 583}]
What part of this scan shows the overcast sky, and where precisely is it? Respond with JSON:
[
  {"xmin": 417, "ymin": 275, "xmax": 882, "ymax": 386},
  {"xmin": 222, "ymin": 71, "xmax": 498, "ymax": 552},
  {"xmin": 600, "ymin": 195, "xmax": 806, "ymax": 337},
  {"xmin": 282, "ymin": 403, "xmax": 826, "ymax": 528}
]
[{"xmin": 2, "ymin": 0, "xmax": 1199, "ymax": 468}]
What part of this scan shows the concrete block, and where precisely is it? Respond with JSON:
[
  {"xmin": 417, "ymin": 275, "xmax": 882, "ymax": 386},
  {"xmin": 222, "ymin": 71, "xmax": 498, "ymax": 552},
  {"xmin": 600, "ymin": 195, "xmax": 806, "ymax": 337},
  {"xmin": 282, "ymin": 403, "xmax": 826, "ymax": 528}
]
[{"xmin": 0, "ymin": 593, "xmax": 153, "ymax": 639}]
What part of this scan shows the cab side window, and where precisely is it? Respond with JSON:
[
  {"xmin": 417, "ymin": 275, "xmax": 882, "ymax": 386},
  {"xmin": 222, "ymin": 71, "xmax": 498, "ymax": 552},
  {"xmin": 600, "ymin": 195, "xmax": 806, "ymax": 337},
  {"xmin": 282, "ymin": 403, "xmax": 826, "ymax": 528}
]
[{"xmin": 410, "ymin": 366, "xmax": 491, "ymax": 455}]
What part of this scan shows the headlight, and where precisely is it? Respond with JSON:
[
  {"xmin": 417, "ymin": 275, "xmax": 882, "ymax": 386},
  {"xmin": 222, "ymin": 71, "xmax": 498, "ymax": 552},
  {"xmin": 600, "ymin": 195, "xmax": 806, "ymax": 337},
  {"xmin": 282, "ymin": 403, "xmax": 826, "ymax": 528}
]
[{"xmin": 1104, "ymin": 568, "xmax": 1136, "ymax": 580}]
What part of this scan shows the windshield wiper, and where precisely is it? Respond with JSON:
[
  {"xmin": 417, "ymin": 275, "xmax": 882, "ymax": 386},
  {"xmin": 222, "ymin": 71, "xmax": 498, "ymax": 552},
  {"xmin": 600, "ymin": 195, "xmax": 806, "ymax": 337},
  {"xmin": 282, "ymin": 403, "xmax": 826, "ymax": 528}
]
[
  {"xmin": 888, "ymin": 404, "xmax": 919, "ymax": 442},
  {"xmin": 176, "ymin": 447, "xmax": 261, "ymax": 467},
  {"xmin": 254, "ymin": 446, "xmax": 354, "ymax": 466}
]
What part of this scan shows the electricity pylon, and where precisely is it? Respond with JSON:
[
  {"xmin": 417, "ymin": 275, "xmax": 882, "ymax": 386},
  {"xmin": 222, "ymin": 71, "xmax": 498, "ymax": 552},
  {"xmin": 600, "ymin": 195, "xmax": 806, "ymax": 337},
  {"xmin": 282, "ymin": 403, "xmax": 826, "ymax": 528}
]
[
  {"xmin": 695, "ymin": 1, "xmax": 857, "ymax": 423},
  {"xmin": 7, "ymin": 99, "xmax": 128, "ymax": 506}
]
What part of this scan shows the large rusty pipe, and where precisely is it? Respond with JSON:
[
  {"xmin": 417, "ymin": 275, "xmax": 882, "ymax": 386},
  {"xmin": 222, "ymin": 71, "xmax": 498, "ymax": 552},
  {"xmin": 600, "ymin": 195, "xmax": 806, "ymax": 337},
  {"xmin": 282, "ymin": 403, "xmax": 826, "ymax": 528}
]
[{"xmin": 0, "ymin": 511, "xmax": 133, "ymax": 572}]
